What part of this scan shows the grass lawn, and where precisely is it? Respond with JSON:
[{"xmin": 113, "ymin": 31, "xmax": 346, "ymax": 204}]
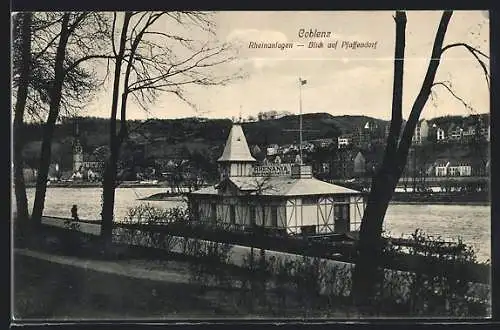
[
  {"xmin": 14, "ymin": 254, "xmax": 235, "ymax": 320},
  {"xmin": 13, "ymin": 254, "xmax": 357, "ymax": 320}
]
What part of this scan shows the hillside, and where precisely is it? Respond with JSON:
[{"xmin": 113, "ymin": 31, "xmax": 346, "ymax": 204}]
[
  {"xmin": 21, "ymin": 113, "xmax": 385, "ymax": 163},
  {"xmin": 21, "ymin": 112, "xmax": 488, "ymax": 172}
]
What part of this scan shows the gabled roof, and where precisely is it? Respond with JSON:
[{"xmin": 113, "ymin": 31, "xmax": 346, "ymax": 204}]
[
  {"xmin": 191, "ymin": 176, "xmax": 361, "ymax": 197},
  {"xmin": 434, "ymin": 159, "xmax": 474, "ymax": 167},
  {"xmin": 217, "ymin": 124, "xmax": 256, "ymax": 163}
]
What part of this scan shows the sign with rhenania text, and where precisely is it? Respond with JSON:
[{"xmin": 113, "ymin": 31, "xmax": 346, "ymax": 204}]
[{"xmin": 253, "ymin": 164, "xmax": 292, "ymax": 176}]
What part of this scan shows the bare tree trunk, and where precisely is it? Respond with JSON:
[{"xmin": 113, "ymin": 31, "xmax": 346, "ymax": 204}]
[
  {"xmin": 352, "ymin": 166, "xmax": 401, "ymax": 305},
  {"xmin": 13, "ymin": 13, "xmax": 32, "ymax": 238},
  {"xmin": 31, "ymin": 14, "xmax": 71, "ymax": 225},
  {"xmin": 100, "ymin": 151, "xmax": 118, "ymax": 240},
  {"xmin": 100, "ymin": 12, "xmax": 132, "ymax": 243},
  {"xmin": 352, "ymin": 11, "xmax": 453, "ymax": 308}
]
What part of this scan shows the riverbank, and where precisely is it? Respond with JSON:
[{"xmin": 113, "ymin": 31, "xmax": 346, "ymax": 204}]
[
  {"xmin": 26, "ymin": 182, "xmax": 174, "ymax": 188},
  {"xmin": 390, "ymin": 191, "xmax": 490, "ymax": 205}
]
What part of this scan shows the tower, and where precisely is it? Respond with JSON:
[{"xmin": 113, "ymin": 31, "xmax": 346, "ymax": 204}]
[
  {"xmin": 217, "ymin": 124, "xmax": 256, "ymax": 180},
  {"xmin": 73, "ymin": 121, "xmax": 83, "ymax": 173}
]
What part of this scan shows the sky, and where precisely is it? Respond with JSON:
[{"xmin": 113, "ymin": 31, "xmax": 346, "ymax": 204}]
[{"xmin": 83, "ymin": 11, "xmax": 490, "ymax": 121}]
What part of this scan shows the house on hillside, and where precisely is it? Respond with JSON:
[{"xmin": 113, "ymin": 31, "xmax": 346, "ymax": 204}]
[
  {"xmin": 434, "ymin": 160, "xmax": 472, "ymax": 177},
  {"xmin": 337, "ymin": 135, "xmax": 351, "ymax": 148},
  {"xmin": 461, "ymin": 125, "xmax": 477, "ymax": 142},
  {"xmin": 48, "ymin": 163, "xmax": 61, "ymax": 182},
  {"xmin": 436, "ymin": 127, "xmax": 446, "ymax": 142},
  {"xmin": 308, "ymin": 138, "xmax": 336, "ymax": 149},
  {"xmin": 266, "ymin": 144, "xmax": 279, "ymax": 156},
  {"xmin": 312, "ymin": 161, "xmax": 331, "ymax": 179},
  {"xmin": 447, "ymin": 124, "xmax": 463, "ymax": 142},
  {"xmin": 352, "ymin": 124, "xmax": 371, "ymax": 148},
  {"xmin": 480, "ymin": 125, "xmax": 490, "ymax": 142},
  {"xmin": 251, "ymin": 145, "xmax": 262, "ymax": 156},
  {"xmin": 412, "ymin": 120, "xmax": 429, "ymax": 145},
  {"xmin": 188, "ymin": 124, "xmax": 365, "ymax": 235},
  {"xmin": 353, "ymin": 152, "xmax": 366, "ymax": 177},
  {"xmin": 332, "ymin": 148, "xmax": 358, "ymax": 179},
  {"xmin": 250, "ymin": 145, "xmax": 265, "ymax": 162}
]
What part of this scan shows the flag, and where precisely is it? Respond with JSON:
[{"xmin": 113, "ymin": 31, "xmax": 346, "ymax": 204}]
[{"xmin": 300, "ymin": 78, "xmax": 307, "ymax": 85}]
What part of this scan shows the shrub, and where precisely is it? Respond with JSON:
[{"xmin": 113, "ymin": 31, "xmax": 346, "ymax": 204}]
[
  {"xmin": 373, "ymin": 229, "xmax": 491, "ymax": 317},
  {"xmin": 115, "ymin": 204, "xmax": 190, "ymax": 249}
]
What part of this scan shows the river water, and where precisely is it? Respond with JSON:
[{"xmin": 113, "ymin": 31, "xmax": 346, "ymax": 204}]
[{"xmin": 21, "ymin": 187, "xmax": 491, "ymax": 262}]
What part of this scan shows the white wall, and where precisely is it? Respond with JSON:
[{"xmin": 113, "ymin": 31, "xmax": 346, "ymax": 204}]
[{"xmin": 349, "ymin": 195, "xmax": 365, "ymax": 232}]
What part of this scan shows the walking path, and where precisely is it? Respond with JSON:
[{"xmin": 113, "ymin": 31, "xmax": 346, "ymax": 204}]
[{"xmin": 14, "ymin": 248, "xmax": 192, "ymax": 284}]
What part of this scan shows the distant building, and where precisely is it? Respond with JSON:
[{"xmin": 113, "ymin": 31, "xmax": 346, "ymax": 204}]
[
  {"xmin": 250, "ymin": 145, "xmax": 265, "ymax": 161},
  {"xmin": 436, "ymin": 127, "xmax": 446, "ymax": 142},
  {"xmin": 48, "ymin": 163, "xmax": 61, "ymax": 181},
  {"xmin": 266, "ymin": 144, "xmax": 279, "ymax": 156},
  {"xmin": 352, "ymin": 124, "xmax": 371, "ymax": 148},
  {"xmin": 361, "ymin": 149, "xmax": 382, "ymax": 176},
  {"xmin": 300, "ymin": 142, "xmax": 315, "ymax": 152},
  {"xmin": 73, "ymin": 136, "xmax": 84, "ymax": 173},
  {"xmin": 384, "ymin": 123, "xmax": 391, "ymax": 138},
  {"xmin": 333, "ymin": 149, "xmax": 357, "ymax": 179},
  {"xmin": 72, "ymin": 122, "xmax": 105, "ymax": 176},
  {"xmin": 412, "ymin": 120, "xmax": 429, "ymax": 145},
  {"xmin": 308, "ymin": 138, "xmax": 335, "ymax": 149},
  {"xmin": 251, "ymin": 145, "xmax": 262, "ymax": 156},
  {"xmin": 434, "ymin": 160, "xmax": 472, "ymax": 177},
  {"xmin": 481, "ymin": 125, "xmax": 490, "ymax": 142},
  {"xmin": 353, "ymin": 152, "xmax": 366, "ymax": 176},
  {"xmin": 461, "ymin": 125, "xmax": 477, "ymax": 142},
  {"xmin": 337, "ymin": 136, "xmax": 351, "ymax": 148},
  {"xmin": 447, "ymin": 124, "xmax": 463, "ymax": 142}
]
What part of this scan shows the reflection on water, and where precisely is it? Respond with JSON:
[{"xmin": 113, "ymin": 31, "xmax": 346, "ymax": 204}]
[
  {"xmin": 23, "ymin": 187, "xmax": 490, "ymax": 262},
  {"xmin": 25, "ymin": 187, "xmax": 185, "ymax": 222}
]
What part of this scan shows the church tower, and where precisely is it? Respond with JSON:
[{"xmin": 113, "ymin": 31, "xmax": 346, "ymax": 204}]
[
  {"xmin": 72, "ymin": 121, "xmax": 83, "ymax": 173},
  {"xmin": 217, "ymin": 124, "xmax": 256, "ymax": 180}
]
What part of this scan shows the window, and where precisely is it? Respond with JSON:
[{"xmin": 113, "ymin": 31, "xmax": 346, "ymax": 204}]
[
  {"xmin": 271, "ymin": 206, "xmax": 278, "ymax": 227},
  {"xmin": 230, "ymin": 205, "xmax": 236, "ymax": 225},
  {"xmin": 333, "ymin": 204, "xmax": 350, "ymax": 233},
  {"xmin": 191, "ymin": 201, "xmax": 199, "ymax": 221},
  {"xmin": 301, "ymin": 225, "xmax": 316, "ymax": 235},
  {"xmin": 261, "ymin": 207, "xmax": 266, "ymax": 226},
  {"xmin": 211, "ymin": 203, "xmax": 217, "ymax": 223},
  {"xmin": 249, "ymin": 205, "xmax": 256, "ymax": 226}
]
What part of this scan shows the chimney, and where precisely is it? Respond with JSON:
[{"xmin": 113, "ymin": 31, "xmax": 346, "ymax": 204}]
[{"xmin": 291, "ymin": 164, "xmax": 312, "ymax": 179}]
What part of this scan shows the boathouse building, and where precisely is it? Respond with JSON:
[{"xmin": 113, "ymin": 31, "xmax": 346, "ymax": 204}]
[{"xmin": 188, "ymin": 124, "xmax": 365, "ymax": 235}]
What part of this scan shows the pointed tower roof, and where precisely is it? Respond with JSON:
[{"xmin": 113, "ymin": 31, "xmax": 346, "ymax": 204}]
[{"xmin": 218, "ymin": 124, "xmax": 256, "ymax": 162}]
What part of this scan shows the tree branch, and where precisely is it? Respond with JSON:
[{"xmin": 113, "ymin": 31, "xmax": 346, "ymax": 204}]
[
  {"xmin": 431, "ymin": 81, "xmax": 474, "ymax": 111},
  {"xmin": 64, "ymin": 54, "xmax": 116, "ymax": 74},
  {"xmin": 396, "ymin": 11, "xmax": 454, "ymax": 170},
  {"xmin": 441, "ymin": 42, "xmax": 490, "ymax": 90}
]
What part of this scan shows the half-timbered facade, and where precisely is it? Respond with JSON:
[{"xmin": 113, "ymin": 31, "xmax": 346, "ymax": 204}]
[{"xmin": 188, "ymin": 124, "xmax": 365, "ymax": 235}]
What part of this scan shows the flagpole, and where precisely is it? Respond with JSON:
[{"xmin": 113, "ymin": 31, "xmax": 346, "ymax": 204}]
[{"xmin": 299, "ymin": 78, "xmax": 303, "ymax": 165}]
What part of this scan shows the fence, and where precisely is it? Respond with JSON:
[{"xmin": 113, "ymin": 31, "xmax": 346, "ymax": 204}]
[{"xmin": 38, "ymin": 215, "xmax": 491, "ymax": 315}]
